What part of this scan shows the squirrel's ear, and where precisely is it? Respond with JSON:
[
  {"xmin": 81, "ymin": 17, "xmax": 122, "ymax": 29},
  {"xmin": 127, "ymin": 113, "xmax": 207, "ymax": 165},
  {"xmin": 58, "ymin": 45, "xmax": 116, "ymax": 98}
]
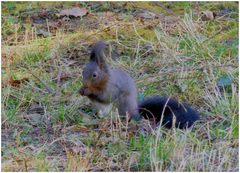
[{"xmin": 90, "ymin": 40, "xmax": 108, "ymax": 71}]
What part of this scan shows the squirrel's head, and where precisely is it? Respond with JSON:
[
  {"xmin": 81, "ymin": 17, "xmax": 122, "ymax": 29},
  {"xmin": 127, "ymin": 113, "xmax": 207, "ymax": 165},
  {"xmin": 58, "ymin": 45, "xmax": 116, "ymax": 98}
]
[{"xmin": 81, "ymin": 41, "xmax": 109, "ymax": 94}]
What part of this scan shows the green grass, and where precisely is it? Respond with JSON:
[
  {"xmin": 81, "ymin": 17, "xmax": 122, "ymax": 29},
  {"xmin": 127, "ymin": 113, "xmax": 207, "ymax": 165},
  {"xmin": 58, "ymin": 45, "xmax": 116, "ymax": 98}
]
[{"xmin": 1, "ymin": 1, "xmax": 239, "ymax": 172}]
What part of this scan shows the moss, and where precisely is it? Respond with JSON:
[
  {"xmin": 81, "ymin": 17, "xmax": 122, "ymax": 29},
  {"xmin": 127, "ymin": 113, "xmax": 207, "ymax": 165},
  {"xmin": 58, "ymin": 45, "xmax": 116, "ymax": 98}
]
[{"xmin": 136, "ymin": 28, "xmax": 156, "ymax": 41}]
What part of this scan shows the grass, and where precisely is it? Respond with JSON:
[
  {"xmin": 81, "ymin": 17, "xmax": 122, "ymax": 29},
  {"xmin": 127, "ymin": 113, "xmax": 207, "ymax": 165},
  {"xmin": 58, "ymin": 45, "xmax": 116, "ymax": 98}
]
[{"xmin": 1, "ymin": 1, "xmax": 239, "ymax": 172}]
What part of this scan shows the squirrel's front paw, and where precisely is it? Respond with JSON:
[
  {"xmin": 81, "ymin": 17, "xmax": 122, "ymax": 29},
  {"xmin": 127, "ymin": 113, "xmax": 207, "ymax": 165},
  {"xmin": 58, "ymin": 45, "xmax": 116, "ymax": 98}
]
[
  {"xmin": 79, "ymin": 87, "xmax": 86, "ymax": 95},
  {"xmin": 79, "ymin": 87, "xmax": 90, "ymax": 96}
]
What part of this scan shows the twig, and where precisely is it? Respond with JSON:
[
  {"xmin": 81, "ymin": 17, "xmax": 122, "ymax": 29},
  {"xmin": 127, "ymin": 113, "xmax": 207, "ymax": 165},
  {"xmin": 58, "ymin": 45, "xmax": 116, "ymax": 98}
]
[
  {"xmin": 133, "ymin": 23, "xmax": 153, "ymax": 44},
  {"xmin": 22, "ymin": 64, "xmax": 54, "ymax": 94},
  {"xmin": 83, "ymin": 22, "xmax": 119, "ymax": 42},
  {"xmin": 86, "ymin": 130, "xmax": 103, "ymax": 169},
  {"xmin": 153, "ymin": 2, "xmax": 178, "ymax": 18},
  {"xmin": 8, "ymin": 93, "xmax": 38, "ymax": 104},
  {"xmin": 202, "ymin": 26, "xmax": 225, "ymax": 43},
  {"xmin": 56, "ymin": 65, "xmax": 62, "ymax": 96},
  {"xmin": 158, "ymin": 64, "xmax": 237, "ymax": 75},
  {"xmin": 49, "ymin": 137, "xmax": 65, "ymax": 146},
  {"xmin": 139, "ymin": 107, "xmax": 157, "ymax": 130}
]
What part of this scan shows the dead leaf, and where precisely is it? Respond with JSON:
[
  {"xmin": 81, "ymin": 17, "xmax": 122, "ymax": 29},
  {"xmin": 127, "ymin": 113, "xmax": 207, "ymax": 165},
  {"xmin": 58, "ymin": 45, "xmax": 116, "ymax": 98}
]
[
  {"xmin": 36, "ymin": 29, "xmax": 51, "ymax": 37},
  {"xmin": 164, "ymin": 16, "xmax": 176, "ymax": 24},
  {"xmin": 21, "ymin": 113, "xmax": 43, "ymax": 126},
  {"xmin": 135, "ymin": 11, "xmax": 157, "ymax": 19},
  {"xmin": 2, "ymin": 76, "xmax": 29, "ymax": 88},
  {"xmin": 79, "ymin": 111, "xmax": 94, "ymax": 120},
  {"xmin": 58, "ymin": 7, "xmax": 88, "ymax": 18},
  {"xmin": 70, "ymin": 146, "xmax": 88, "ymax": 155},
  {"xmin": 61, "ymin": 125, "xmax": 88, "ymax": 133}
]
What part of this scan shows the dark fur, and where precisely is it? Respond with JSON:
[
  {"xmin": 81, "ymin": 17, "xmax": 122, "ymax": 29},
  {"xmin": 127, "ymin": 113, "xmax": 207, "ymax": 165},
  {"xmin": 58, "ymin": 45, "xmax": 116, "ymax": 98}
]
[{"xmin": 138, "ymin": 96, "xmax": 199, "ymax": 129}]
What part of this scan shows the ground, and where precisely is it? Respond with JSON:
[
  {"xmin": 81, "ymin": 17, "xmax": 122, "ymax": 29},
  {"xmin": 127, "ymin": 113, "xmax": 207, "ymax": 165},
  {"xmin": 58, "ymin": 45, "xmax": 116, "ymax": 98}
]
[{"xmin": 1, "ymin": 2, "xmax": 239, "ymax": 171}]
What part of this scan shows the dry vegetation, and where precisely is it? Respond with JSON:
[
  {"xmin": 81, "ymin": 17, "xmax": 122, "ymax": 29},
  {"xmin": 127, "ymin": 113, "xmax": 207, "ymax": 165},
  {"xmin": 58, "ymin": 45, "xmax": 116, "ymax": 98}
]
[{"xmin": 1, "ymin": 2, "xmax": 239, "ymax": 171}]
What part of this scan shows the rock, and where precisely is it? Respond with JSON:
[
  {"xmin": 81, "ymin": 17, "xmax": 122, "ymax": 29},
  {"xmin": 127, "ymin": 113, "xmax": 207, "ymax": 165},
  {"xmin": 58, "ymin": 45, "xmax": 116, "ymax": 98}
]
[{"xmin": 200, "ymin": 10, "xmax": 216, "ymax": 21}]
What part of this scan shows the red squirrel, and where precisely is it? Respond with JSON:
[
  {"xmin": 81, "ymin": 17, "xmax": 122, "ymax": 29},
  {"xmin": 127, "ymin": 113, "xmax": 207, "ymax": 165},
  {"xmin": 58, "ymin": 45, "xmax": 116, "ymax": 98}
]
[{"xmin": 80, "ymin": 40, "xmax": 199, "ymax": 129}]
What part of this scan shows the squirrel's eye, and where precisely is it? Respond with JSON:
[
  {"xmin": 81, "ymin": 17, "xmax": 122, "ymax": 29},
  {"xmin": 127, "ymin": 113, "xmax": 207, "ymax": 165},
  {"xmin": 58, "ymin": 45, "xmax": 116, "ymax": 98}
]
[{"xmin": 92, "ymin": 73, "xmax": 97, "ymax": 78}]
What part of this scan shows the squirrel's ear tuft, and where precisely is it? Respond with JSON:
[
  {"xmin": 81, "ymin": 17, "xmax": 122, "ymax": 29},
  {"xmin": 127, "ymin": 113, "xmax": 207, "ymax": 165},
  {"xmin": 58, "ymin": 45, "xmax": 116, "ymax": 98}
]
[{"xmin": 90, "ymin": 40, "xmax": 108, "ymax": 71}]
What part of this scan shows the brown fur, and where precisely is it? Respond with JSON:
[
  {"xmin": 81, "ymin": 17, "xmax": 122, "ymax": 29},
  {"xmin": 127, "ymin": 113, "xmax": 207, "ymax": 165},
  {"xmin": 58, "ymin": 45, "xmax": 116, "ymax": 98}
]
[{"xmin": 86, "ymin": 75, "xmax": 109, "ymax": 94}]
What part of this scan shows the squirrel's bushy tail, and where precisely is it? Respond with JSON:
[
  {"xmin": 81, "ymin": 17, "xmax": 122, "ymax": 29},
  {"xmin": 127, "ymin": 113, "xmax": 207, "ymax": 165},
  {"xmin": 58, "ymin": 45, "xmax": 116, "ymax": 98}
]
[{"xmin": 138, "ymin": 96, "xmax": 199, "ymax": 129}]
